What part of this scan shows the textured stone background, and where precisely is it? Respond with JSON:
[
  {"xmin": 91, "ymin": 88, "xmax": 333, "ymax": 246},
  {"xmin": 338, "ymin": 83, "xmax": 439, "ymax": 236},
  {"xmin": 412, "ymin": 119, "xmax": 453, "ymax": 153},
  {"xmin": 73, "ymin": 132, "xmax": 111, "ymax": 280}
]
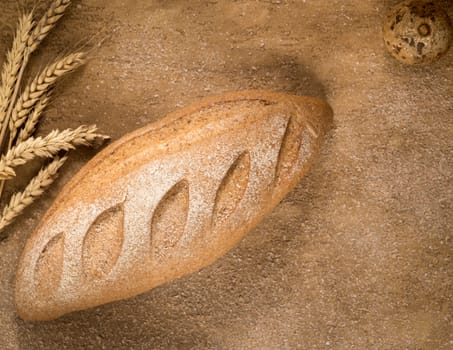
[{"xmin": 0, "ymin": 0, "xmax": 451, "ymax": 349}]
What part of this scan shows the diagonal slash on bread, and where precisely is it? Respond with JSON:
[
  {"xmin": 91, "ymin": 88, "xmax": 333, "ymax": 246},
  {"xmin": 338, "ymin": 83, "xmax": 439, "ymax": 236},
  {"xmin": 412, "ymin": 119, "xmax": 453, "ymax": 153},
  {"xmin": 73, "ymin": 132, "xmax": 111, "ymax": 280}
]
[{"xmin": 15, "ymin": 90, "xmax": 333, "ymax": 321}]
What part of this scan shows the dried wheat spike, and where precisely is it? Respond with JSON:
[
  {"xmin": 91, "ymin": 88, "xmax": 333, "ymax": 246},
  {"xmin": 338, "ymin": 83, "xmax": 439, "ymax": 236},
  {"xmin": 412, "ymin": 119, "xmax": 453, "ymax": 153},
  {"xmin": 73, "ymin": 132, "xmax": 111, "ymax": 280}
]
[
  {"xmin": 16, "ymin": 92, "xmax": 52, "ymax": 143},
  {"xmin": 0, "ymin": 13, "xmax": 34, "ymax": 126},
  {"xmin": 0, "ymin": 156, "xmax": 67, "ymax": 233},
  {"xmin": 9, "ymin": 52, "xmax": 86, "ymax": 140},
  {"xmin": 28, "ymin": 0, "xmax": 72, "ymax": 54},
  {"xmin": 0, "ymin": 125, "xmax": 108, "ymax": 180}
]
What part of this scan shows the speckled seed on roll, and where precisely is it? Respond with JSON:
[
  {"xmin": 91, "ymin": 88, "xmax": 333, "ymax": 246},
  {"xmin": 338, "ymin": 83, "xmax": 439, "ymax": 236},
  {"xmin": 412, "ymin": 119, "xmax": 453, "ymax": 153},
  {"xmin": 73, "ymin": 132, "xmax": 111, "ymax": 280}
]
[{"xmin": 383, "ymin": 0, "xmax": 452, "ymax": 65}]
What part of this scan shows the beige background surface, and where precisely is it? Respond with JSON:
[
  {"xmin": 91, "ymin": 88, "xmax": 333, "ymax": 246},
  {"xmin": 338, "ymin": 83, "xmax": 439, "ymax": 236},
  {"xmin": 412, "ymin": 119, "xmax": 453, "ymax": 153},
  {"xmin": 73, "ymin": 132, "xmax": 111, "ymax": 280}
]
[{"xmin": 0, "ymin": 0, "xmax": 452, "ymax": 349}]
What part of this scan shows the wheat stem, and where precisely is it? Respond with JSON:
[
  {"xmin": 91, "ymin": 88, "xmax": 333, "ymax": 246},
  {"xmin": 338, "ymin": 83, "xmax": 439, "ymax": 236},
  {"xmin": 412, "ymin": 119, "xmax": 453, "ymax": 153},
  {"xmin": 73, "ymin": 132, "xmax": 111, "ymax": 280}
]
[
  {"xmin": 28, "ymin": 0, "xmax": 72, "ymax": 54},
  {"xmin": 0, "ymin": 156, "xmax": 67, "ymax": 233},
  {"xmin": 0, "ymin": 125, "xmax": 108, "ymax": 180},
  {"xmin": 3, "ymin": 51, "xmax": 29, "ymax": 151},
  {"xmin": 8, "ymin": 52, "xmax": 86, "ymax": 143}
]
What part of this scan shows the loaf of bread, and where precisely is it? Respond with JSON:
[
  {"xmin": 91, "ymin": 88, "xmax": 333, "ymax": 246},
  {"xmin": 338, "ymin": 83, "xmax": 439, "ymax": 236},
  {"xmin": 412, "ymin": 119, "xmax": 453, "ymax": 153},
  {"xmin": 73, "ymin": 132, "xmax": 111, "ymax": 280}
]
[{"xmin": 15, "ymin": 90, "xmax": 332, "ymax": 321}]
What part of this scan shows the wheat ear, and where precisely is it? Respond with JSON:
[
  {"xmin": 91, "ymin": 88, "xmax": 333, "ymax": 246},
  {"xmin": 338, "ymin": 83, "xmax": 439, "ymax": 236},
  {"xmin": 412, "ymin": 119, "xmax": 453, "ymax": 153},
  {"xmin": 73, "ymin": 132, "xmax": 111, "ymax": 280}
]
[
  {"xmin": 28, "ymin": 0, "xmax": 72, "ymax": 54},
  {"xmin": 0, "ymin": 13, "xmax": 34, "ymax": 128},
  {"xmin": 0, "ymin": 156, "xmax": 67, "ymax": 233},
  {"xmin": 16, "ymin": 91, "xmax": 52, "ymax": 144},
  {"xmin": 0, "ymin": 125, "xmax": 108, "ymax": 180},
  {"xmin": 3, "ymin": 0, "xmax": 73, "ymax": 147},
  {"xmin": 8, "ymin": 52, "xmax": 86, "ymax": 142}
]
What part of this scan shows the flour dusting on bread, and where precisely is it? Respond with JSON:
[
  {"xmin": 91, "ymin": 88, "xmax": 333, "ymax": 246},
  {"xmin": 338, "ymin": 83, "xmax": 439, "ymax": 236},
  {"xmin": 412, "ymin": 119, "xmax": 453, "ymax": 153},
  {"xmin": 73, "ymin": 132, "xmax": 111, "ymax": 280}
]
[{"xmin": 15, "ymin": 90, "xmax": 333, "ymax": 320}]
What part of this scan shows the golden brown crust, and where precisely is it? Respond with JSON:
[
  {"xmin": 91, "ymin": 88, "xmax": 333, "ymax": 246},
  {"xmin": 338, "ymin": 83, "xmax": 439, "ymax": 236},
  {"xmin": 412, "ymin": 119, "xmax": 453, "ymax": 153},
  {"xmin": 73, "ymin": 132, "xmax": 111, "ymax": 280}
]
[{"xmin": 15, "ymin": 90, "xmax": 332, "ymax": 321}]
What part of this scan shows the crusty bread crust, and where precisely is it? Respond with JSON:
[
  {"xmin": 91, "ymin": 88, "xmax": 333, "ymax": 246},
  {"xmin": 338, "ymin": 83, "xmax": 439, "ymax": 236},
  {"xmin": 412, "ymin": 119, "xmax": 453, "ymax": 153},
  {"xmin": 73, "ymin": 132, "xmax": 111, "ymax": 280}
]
[{"xmin": 15, "ymin": 90, "xmax": 333, "ymax": 321}]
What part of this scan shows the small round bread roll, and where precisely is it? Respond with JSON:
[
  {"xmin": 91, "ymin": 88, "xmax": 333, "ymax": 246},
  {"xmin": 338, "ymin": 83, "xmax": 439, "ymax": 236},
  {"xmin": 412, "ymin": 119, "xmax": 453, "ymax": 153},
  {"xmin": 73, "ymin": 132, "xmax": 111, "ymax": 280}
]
[{"xmin": 383, "ymin": 0, "xmax": 452, "ymax": 65}]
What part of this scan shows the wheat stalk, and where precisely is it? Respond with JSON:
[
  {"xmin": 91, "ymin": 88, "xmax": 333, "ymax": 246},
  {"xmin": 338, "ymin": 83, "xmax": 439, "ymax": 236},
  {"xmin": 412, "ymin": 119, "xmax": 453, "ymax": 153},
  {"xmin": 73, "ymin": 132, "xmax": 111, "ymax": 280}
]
[
  {"xmin": 1, "ymin": 0, "xmax": 73, "ymax": 149},
  {"xmin": 0, "ymin": 13, "xmax": 34, "ymax": 127},
  {"xmin": 28, "ymin": 0, "xmax": 72, "ymax": 54},
  {"xmin": 0, "ymin": 1, "xmax": 110, "ymax": 236},
  {"xmin": 8, "ymin": 52, "xmax": 86, "ymax": 142},
  {"xmin": 1, "ymin": 0, "xmax": 72, "ymax": 150},
  {"xmin": 0, "ymin": 125, "xmax": 108, "ymax": 180},
  {"xmin": 16, "ymin": 91, "xmax": 52, "ymax": 144},
  {"xmin": 0, "ymin": 156, "xmax": 67, "ymax": 233}
]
